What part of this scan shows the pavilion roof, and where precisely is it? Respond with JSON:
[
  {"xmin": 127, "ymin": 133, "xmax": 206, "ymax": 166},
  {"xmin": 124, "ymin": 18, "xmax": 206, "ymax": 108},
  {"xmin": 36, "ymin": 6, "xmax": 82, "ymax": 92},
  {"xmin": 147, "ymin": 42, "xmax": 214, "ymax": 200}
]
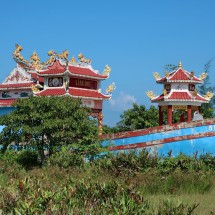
[
  {"xmin": 38, "ymin": 60, "xmax": 108, "ymax": 80},
  {"xmin": 34, "ymin": 87, "xmax": 111, "ymax": 100},
  {"xmin": 0, "ymin": 82, "xmax": 35, "ymax": 90},
  {"xmin": 156, "ymin": 68, "xmax": 203, "ymax": 84},
  {"xmin": 152, "ymin": 91, "xmax": 209, "ymax": 103}
]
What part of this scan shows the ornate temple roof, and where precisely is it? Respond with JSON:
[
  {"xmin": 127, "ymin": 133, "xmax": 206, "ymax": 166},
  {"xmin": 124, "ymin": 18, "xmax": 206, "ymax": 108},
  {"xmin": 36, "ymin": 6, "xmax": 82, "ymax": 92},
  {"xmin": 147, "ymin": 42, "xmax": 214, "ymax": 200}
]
[
  {"xmin": 38, "ymin": 60, "xmax": 108, "ymax": 80},
  {"xmin": 147, "ymin": 62, "xmax": 213, "ymax": 105},
  {"xmin": 34, "ymin": 87, "xmax": 111, "ymax": 100},
  {"xmin": 0, "ymin": 65, "xmax": 35, "ymax": 90},
  {"xmin": 152, "ymin": 91, "xmax": 209, "ymax": 103},
  {"xmin": 154, "ymin": 62, "xmax": 206, "ymax": 84}
]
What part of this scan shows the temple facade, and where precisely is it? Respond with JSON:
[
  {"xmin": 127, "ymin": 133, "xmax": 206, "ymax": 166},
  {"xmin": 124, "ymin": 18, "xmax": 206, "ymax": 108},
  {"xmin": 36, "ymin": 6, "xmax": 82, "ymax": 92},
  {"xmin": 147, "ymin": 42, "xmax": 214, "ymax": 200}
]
[
  {"xmin": 146, "ymin": 62, "xmax": 213, "ymax": 125},
  {"xmin": 0, "ymin": 44, "xmax": 115, "ymax": 133}
]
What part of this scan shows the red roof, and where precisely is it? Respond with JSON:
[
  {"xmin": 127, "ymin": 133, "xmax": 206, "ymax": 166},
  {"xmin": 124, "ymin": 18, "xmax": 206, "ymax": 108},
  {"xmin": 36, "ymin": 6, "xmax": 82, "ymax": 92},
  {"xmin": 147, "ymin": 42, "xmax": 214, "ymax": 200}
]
[
  {"xmin": 0, "ymin": 99, "xmax": 16, "ymax": 107},
  {"xmin": 35, "ymin": 87, "xmax": 110, "ymax": 99},
  {"xmin": 28, "ymin": 72, "xmax": 44, "ymax": 82},
  {"xmin": 152, "ymin": 91, "xmax": 208, "ymax": 102},
  {"xmin": 157, "ymin": 68, "xmax": 202, "ymax": 83},
  {"xmin": 68, "ymin": 65, "xmax": 108, "ymax": 79},
  {"xmin": 39, "ymin": 60, "xmax": 66, "ymax": 75},
  {"xmin": 68, "ymin": 87, "xmax": 110, "ymax": 99},
  {"xmin": 0, "ymin": 82, "xmax": 35, "ymax": 89},
  {"xmin": 38, "ymin": 60, "xmax": 108, "ymax": 80}
]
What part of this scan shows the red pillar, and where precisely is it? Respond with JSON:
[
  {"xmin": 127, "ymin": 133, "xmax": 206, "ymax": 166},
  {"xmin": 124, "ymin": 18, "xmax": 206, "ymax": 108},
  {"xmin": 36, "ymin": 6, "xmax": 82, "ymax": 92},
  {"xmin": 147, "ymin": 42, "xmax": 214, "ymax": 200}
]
[
  {"xmin": 159, "ymin": 106, "xmax": 163, "ymax": 125},
  {"xmin": 167, "ymin": 105, "xmax": 172, "ymax": 125},
  {"xmin": 187, "ymin": 105, "xmax": 192, "ymax": 122}
]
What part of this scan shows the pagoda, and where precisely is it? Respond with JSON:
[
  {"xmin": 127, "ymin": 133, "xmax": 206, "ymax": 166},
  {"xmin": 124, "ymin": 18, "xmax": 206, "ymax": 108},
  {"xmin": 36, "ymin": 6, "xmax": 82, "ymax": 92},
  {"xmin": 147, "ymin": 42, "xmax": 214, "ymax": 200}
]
[
  {"xmin": 0, "ymin": 44, "xmax": 115, "ymax": 133},
  {"xmin": 146, "ymin": 62, "xmax": 213, "ymax": 125}
]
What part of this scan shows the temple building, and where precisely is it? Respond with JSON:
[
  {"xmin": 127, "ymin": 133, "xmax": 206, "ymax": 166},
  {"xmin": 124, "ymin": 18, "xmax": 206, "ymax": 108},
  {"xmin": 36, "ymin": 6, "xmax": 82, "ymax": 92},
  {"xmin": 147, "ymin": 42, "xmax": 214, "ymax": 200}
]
[
  {"xmin": 146, "ymin": 62, "xmax": 213, "ymax": 125},
  {"xmin": 0, "ymin": 44, "xmax": 115, "ymax": 133}
]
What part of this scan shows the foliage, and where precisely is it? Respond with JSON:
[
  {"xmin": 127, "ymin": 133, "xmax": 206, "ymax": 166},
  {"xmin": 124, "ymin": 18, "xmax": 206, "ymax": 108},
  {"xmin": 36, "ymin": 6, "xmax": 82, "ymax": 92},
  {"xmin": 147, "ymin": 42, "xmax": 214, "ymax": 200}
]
[
  {"xmin": 116, "ymin": 103, "xmax": 159, "ymax": 132},
  {"xmin": 1, "ymin": 151, "xmax": 215, "ymax": 214},
  {"xmin": 47, "ymin": 146, "xmax": 85, "ymax": 169},
  {"xmin": 0, "ymin": 96, "xmax": 101, "ymax": 162},
  {"xmin": 198, "ymin": 59, "xmax": 215, "ymax": 118}
]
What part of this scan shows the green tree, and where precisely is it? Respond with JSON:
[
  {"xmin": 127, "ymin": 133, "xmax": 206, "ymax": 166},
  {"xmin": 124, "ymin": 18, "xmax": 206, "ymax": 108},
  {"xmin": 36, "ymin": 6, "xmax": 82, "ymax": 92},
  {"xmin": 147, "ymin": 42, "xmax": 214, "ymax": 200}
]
[
  {"xmin": 0, "ymin": 96, "xmax": 101, "ymax": 161},
  {"xmin": 198, "ymin": 59, "xmax": 215, "ymax": 118},
  {"xmin": 116, "ymin": 103, "xmax": 159, "ymax": 132}
]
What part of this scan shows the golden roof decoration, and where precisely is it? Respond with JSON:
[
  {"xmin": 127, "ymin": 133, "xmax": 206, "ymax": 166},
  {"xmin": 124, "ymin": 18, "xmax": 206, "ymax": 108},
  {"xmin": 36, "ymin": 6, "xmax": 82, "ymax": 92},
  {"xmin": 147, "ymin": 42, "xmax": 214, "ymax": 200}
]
[
  {"xmin": 12, "ymin": 44, "xmax": 29, "ymax": 66},
  {"xmin": 153, "ymin": 72, "xmax": 161, "ymax": 80},
  {"xmin": 30, "ymin": 51, "xmax": 43, "ymax": 70},
  {"xmin": 78, "ymin": 53, "xmax": 91, "ymax": 64},
  {"xmin": 178, "ymin": 61, "xmax": 182, "ymax": 68},
  {"xmin": 43, "ymin": 50, "xmax": 56, "ymax": 66},
  {"xmin": 31, "ymin": 84, "xmax": 40, "ymax": 93},
  {"xmin": 199, "ymin": 72, "xmax": 207, "ymax": 80},
  {"xmin": 106, "ymin": 82, "xmax": 116, "ymax": 94},
  {"xmin": 69, "ymin": 56, "xmax": 76, "ymax": 64},
  {"xmin": 192, "ymin": 89, "xmax": 198, "ymax": 97},
  {"xmin": 165, "ymin": 71, "xmax": 170, "ymax": 77},
  {"xmin": 163, "ymin": 89, "xmax": 167, "ymax": 96},
  {"xmin": 102, "ymin": 65, "xmax": 111, "ymax": 76},
  {"xmin": 146, "ymin": 91, "xmax": 156, "ymax": 99},
  {"xmin": 203, "ymin": 91, "xmax": 214, "ymax": 100},
  {"xmin": 56, "ymin": 50, "xmax": 69, "ymax": 60}
]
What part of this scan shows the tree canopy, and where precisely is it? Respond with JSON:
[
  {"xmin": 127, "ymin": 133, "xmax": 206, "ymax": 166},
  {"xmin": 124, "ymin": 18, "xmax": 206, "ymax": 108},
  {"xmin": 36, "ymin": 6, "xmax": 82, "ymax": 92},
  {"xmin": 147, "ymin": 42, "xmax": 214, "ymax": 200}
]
[
  {"xmin": 198, "ymin": 60, "xmax": 215, "ymax": 118},
  {"xmin": 0, "ymin": 96, "xmax": 101, "ymax": 161},
  {"xmin": 115, "ymin": 103, "xmax": 159, "ymax": 132}
]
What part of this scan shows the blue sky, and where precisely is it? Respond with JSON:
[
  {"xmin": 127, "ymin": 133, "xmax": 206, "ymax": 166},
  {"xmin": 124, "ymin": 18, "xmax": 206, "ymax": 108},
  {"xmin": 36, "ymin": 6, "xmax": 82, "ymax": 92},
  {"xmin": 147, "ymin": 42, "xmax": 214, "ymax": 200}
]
[{"xmin": 1, "ymin": 0, "xmax": 215, "ymax": 126}]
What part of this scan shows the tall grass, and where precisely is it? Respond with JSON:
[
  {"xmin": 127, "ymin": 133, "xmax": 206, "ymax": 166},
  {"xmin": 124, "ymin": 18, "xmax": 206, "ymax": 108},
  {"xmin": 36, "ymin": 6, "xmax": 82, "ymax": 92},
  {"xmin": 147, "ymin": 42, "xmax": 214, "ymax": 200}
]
[{"xmin": 0, "ymin": 149, "xmax": 214, "ymax": 214}]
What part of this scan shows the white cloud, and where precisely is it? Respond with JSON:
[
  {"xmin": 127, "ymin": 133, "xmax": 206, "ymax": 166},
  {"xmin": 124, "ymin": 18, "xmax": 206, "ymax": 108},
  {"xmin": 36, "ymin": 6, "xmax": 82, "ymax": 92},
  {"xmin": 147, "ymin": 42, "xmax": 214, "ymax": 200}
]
[{"xmin": 109, "ymin": 91, "xmax": 136, "ymax": 112}]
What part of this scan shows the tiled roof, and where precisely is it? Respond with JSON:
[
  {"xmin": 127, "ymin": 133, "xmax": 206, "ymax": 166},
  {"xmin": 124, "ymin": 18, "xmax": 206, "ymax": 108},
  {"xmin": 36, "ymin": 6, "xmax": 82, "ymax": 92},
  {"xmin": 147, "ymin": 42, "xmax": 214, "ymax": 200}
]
[
  {"xmin": 37, "ymin": 60, "xmax": 108, "ymax": 79},
  {"xmin": 68, "ymin": 65, "xmax": 108, "ymax": 79},
  {"xmin": 0, "ymin": 99, "xmax": 16, "ymax": 107},
  {"xmin": 157, "ymin": 68, "xmax": 202, "ymax": 83},
  {"xmin": 0, "ymin": 82, "xmax": 35, "ymax": 89},
  {"xmin": 68, "ymin": 87, "xmax": 110, "ymax": 99},
  {"xmin": 28, "ymin": 72, "xmax": 44, "ymax": 82},
  {"xmin": 39, "ymin": 60, "xmax": 66, "ymax": 75},
  {"xmin": 152, "ymin": 91, "xmax": 208, "ymax": 102},
  {"xmin": 35, "ymin": 88, "xmax": 66, "ymax": 96},
  {"xmin": 35, "ymin": 87, "xmax": 110, "ymax": 99}
]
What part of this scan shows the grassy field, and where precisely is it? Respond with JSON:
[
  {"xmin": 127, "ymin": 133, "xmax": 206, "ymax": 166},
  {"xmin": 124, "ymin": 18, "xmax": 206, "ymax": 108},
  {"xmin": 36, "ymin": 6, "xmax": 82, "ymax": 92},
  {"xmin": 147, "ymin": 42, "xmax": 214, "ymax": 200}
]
[{"xmin": 0, "ymin": 150, "xmax": 215, "ymax": 214}]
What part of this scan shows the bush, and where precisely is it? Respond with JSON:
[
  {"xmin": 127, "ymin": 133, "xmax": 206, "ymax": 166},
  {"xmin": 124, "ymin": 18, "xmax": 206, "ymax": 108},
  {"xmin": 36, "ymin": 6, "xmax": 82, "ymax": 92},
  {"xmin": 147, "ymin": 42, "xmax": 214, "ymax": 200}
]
[{"xmin": 47, "ymin": 147, "xmax": 85, "ymax": 169}]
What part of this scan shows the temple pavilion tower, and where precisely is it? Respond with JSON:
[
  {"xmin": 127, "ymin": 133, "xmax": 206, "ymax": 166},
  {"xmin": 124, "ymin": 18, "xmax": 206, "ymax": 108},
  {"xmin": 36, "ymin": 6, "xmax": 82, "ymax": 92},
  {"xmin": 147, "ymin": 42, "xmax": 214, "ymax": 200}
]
[
  {"xmin": 0, "ymin": 44, "xmax": 115, "ymax": 134},
  {"xmin": 146, "ymin": 62, "xmax": 213, "ymax": 125}
]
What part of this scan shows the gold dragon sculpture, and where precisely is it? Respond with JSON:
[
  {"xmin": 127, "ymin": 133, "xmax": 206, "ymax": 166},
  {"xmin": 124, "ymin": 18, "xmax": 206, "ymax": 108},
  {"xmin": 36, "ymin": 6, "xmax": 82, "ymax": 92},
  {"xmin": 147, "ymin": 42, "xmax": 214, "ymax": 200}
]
[
  {"xmin": 106, "ymin": 82, "xmax": 116, "ymax": 94},
  {"xmin": 102, "ymin": 65, "xmax": 111, "ymax": 76},
  {"xmin": 78, "ymin": 53, "xmax": 91, "ymax": 64},
  {"xmin": 43, "ymin": 50, "xmax": 56, "ymax": 66},
  {"xmin": 153, "ymin": 72, "xmax": 161, "ymax": 80},
  {"xmin": 146, "ymin": 91, "xmax": 156, "ymax": 99},
  {"xmin": 204, "ymin": 92, "xmax": 214, "ymax": 100},
  {"xmin": 199, "ymin": 72, "xmax": 207, "ymax": 80},
  {"xmin": 12, "ymin": 44, "xmax": 29, "ymax": 65},
  {"xmin": 56, "ymin": 50, "xmax": 69, "ymax": 60},
  {"xmin": 30, "ymin": 51, "xmax": 44, "ymax": 70}
]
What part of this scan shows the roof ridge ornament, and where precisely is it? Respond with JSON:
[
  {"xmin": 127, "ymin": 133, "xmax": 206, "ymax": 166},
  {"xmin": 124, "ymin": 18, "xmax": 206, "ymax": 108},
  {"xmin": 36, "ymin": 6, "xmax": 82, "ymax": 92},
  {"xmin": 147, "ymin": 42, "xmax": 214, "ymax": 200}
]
[
  {"xmin": 78, "ymin": 53, "xmax": 91, "ymax": 64},
  {"xmin": 199, "ymin": 72, "xmax": 207, "ymax": 80},
  {"xmin": 203, "ymin": 91, "xmax": 214, "ymax": 100},
  {"xmin": 178, "ymin": 61, "xmax": 182, "ymax": 68},
  {"xmin": 106, "ymin": 82, "xmax": 116, "ymax": 94},
  {"xmin": 102, "ymin": 65, "xmax": 111, "ymax": 76},
  {"xmin": 12, "ymin": 44, "xmax": 29, "ymax": 67},
  {"xmin": 153, "ymin": 72, "xmax": 161, "ymax": 80},
  {"xmin": 146, "ymin": 91, "xmax": 156, "ymax": 99}
]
